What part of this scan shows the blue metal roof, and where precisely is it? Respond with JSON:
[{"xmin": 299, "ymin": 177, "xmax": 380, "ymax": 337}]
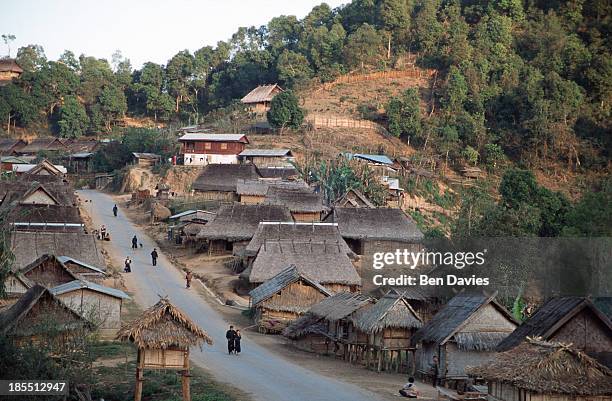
[{"xmin": 50, "ymin": 280, "xmax": 130, "ymax": 299}]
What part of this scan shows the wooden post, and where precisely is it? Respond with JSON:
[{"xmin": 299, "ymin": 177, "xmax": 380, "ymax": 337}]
[
  {"xmin": 135, "ymin": 348, "xmax": 145, "ymax": 401},
  {"xmin": 182, "ymin": 349, "xmax": 191, "ymax": 401}
]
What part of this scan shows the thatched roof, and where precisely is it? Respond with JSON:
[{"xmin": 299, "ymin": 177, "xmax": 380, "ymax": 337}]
[
  {"xmin": 0, "ymin": 138, "xmax": 26, "ymax": 154},
  {"xmin": 308, "ymin": 292, "xmax": 374, "ymax": 322},
  {"xmin": 0, "ymin": 181, "xmax": 76, "ymax": 206},
  {"xmin": 19, "ymin": 139, "xmax": 68, "ymax": 154},
  {"xmin": 413, "ymin": 291, "xmax": 517, "ymax": 348},
  {"xmin": 18, "ymin": 254, "xmax": 80, "ymax": 279},
  {"xmin": 351, "ymin": 290, "xmax": 422, "ymax": 333},
  {"xmin": 249, "ymin": 265, "xmax": 332, "ymax": 310},
  {"xmin": 241, "ymin": 84, "xmax": 283, "ymax": 104},
  {"xmin": 11, "ymin": 231, "xmax": 104, "ymax": 269},
  {"xmin": 264, "ymin": 186, "xmax": 325, "ymax": 213},
  {"xmin": 468, "ymin": 338, "xmax": 612, "ymax": 395},
  {"xmin": 116, "ymin": 298, "xmax": 212, "ymax": 349},
  {"xmin": 324, "ymin": 207, "xmax": 423, "ymax": 242},
  {"xmin": 335, "ymin": 189, "xmax": 375, "ymax": 208},
  {"xmin": 236, "ymin": 179, "xmax": 308, "ymax": 196},
  {"xmin": 0, "ymin": 59, "xmax": 23, "ymax": 73},
  {"xmin": 283, "ymin": 313, "xmax": 330, "ymax": 339},
  {"xmin": 7, "ymin": 204, "xmax": 83, "ymax": 227},
  {"xmin": 64, "ymin": 139, "xmax": 100, "ymax": 153},
  {"xmin": 196, "ymin": 203, "xmax": 292, "ymax": 241},
  {"xmin": 497, "ymin": 297, "xmax": 612, "ymax": 352},
  {"xmin": 244, "ymin": 221, "xmax": 353, "ymax": 258},
  {"xmin": 192, "ymin": 164, "xmax": 261, "ymax": 192},
  {"xmin": 249, "ymin": 240, "xmax": 361, "ymax": 286},
  {"xmin": 258, "ymin": 167, "xmax": 299, "ymax": 179},
  {"xmin": 0, "ymin": 284, "xmax": 91, "ymax": 336}
]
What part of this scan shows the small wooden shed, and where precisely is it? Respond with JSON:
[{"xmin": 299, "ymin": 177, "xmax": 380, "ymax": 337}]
[
  {"xmin": 238, "ymin": 148, "xmax": 294, "ymax": 167},
  {"xmin": 249, "ymin": 265, "xmax": 332, "ymax": 333},
  {"xmin": 116, "ymin": 298, "xmax": 213, "ymax": 401},
  {"xmin": 17, "ymin": 254, "xmax": 80, "ymax": 288},
  {"xmin": 413, "ymin": 291, "xmax": 518, "ymax": 387},
  {"xmin": 50, "ymin": 279, "xmax": 129, "ymax": 338},
  {"xmin": 497, "ymin": 297, "xmax": 612, "ymax": 368},
  {"xmin": 468, "ymin": 338, "xmax": 612, "ymax": 401},
  {"xmin": 351, "ymin": 290, "xmax": 423, "ymax": 373},
  {"xmin": 132, "ymin": 152, "xmax": 161, "ymax": 167},
  {"xmin": 236, "ymin": 179, "xmax": 309, "ymax": 205},
  {"xmin": 241, "ymin": 84, "xmax": 283, "ymax": 113},
  {"xmin": 0, "ymin": 284, "xmax": 92, "ymax": 347}
]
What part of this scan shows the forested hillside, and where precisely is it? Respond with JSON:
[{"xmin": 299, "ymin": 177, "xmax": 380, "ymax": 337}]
[{"xmin": 0, "ymin": 0, "xmax": 610, "ymax": 235}]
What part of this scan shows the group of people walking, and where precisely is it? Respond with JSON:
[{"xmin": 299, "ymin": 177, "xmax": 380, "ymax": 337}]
[
  {"xmin": 123, "ymin": 232, "xmax": 159, "ymax": 271},
  {"xmin": 225, "ymin": 325, "xmax": 242, "ymax": 355}
]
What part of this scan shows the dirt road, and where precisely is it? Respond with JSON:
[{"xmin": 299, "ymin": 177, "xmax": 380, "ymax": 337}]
[{"xmin": 79, "ymin": 189, "xmax": 386, "ymax": 401}]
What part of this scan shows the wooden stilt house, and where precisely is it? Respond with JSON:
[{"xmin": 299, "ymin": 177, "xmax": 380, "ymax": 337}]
[
  {"xmin": 284, "ymin": 292, "xmax": 374, "ymax": 357},
  {"xmin": 249, "ymin": 265, "xmax": 332, "ymax": 333},
  {"xmin": 351, "ymin": 290, "xmax": 423, "ymax": 373},
  {"xmin": 116, "ymin": 298, "xmax": 213, "ymax": 401},
  {"xmin": 468, "ymin": 338, "xmax": 612, "ymax": 401},
  {"xmin": 412, "ymin": 291, "xmax": 518, "ymax": 388},
  {"xmin": 264, "ymin": 186, "xmax": 326, "ymax": 222}
]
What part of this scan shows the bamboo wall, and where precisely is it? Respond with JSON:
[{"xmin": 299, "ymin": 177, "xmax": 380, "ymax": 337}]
[
  {"xmin": 240, "ymin": 194, "xmax": 265, "ymax": 204},
  {"xmin": 550, "ymin": 308, "xmax": 612, "ymax": 357},
  {"xmin": 56, "ymin": 289, "xmax": 123, "ymax": 337},
  {"xmin": 143, "ymin": 347, "xmax": 185, "ymax": 369},
  {"xmin": 291, "ymin": 211, "xmax": 321, "ymax": 222},
  {"xmin": 25, "ymin": 260, "xmax": 75, "ymax": 288},
  {"xmin": 488, "ymin": 381, "xmax": 612, "ymax": 401},
  {"xmin": 192, "ymin": 190, "xmax": 237, "ymax": 202}
]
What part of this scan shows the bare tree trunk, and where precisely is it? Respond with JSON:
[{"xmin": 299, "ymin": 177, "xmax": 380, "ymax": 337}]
[
  {"xmin": 387, "ymin": 34, "xmax": 392, "ymax": 59},
  {"xmin": 7, "ymin": 113, "xmax": 10, "ymax": 134}
]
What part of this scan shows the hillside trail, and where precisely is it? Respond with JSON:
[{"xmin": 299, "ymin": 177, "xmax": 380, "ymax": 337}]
[{"xmin": 78, "ymin": 189, "xmax": 386, "ymax": 401}]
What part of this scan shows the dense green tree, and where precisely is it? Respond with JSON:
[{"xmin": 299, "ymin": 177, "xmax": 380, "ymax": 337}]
[
  {"xmin": 343, "ymin": 23, "xmax": 382, "ymax": 69},
  {"xmin": 15, "ymin": 44, "xmax": 47, "ymax": 72},
  {"xmin": 276, "ymin": 50, "xmax": 313, "ymax": 87},
  {"xmin": 58, "ymin": 50, "xmax": 80, "ymax": 71},
  {"xmin": 267, "ymin": 90, "xmax": 304, "ymax": 130},
  {"xmin": 99, "ymin": 84, "xmax": 127, "ymax": 130},
  {"xmin": 166, "ymin": 50, "xmax": 195, "ymax": 113},
  {"xmin": 386, "ymin": 88, "xmax": 422, "ymax": 140},
  {"xmin": 376, "ymin": 0, "xmax": 410, "ymax": 59},
  {"xmin": 57, "ymin": 95, "xmax": 88, "ymax": 138}
]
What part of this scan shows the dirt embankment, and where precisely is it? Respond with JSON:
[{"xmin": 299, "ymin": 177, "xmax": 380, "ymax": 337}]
[{"xmin": 118, "ymin": 165, "xmax": 201, "ymax": 195}]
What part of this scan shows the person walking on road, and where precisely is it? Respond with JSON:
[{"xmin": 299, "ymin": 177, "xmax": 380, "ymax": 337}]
[
  {"xmin": 132, "ymin": 235, "xmax": 138, "ymax": 250},
  {"xmin": 185, "ymin": 270, "xmax": 193, "ymax": 288},
  {"xmin": 113, "ymin": 204, "xmax": 118, "ymax": 217},
  {"xmin": 226, "ymin": 325, "xmax": 236, "ymax": 355},
  {"xmin": 151, "ymin": 248, "xmax": 158, "ymax": 266},
  {"xmin": 124, "ymin": 257, "xmax": 132, "ymax": 273},
  {"xmin": 234, "ymin": 330, "xmax": 242, "ymax": 355}
]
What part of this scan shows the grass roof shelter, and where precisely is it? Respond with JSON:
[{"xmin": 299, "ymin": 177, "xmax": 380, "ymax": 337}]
[
  {"xmin": 241, "ymin": 83, "xmax": 283, "ymax": 113},
  {"xmin": 258, "ymin": 166, "xmax": 299, "ymax": 180},
  {"xmin": 323, "ymin": 207, "xmax": 423, "ymax": 255},
  {"xmin": 248, "ymin": 240, "xmax": 361, "ymax": 293},
  {"xmin": 236, "ymin": 178, "xmax": 309, "ymax": 205},
  {"xmin": 0, "ymin": 284, "xmax": 92, "ymax": 348},
  {"xmin": 238, "ymin": 148, "xmax": 294, "ymax": 168},
  {"xmin": 334, "ymin": 189, "xmax": 375, "ymax": 208},
  {"xmin": 412, "ymin": 291, "xmax": 518, "ymax": 388},
  {"xmin": 264, "ymin": 186, "xmax": 326, "ymax": 222},
  {"xmin": 284, "ymin": 292, "xmax": 374, "ymax": 356},
  {"xmin": 116, "ymin": 298, "xmax": 213, "ymax": 401},
  {"xmin": 249, "ymin": 265, "xmax": 332, "ymax": 333},
  {"xmin": 196, "ymin": 203, "xmax": 293, "ymax": 255},
  {"xmin": 192, "ymin": 163, "xmax": 261, "ymax": 201},
  {"xmin": 468, "ymin": 338, "xmax": 612, "ymax": 401},
  {"xmin": 351, "ymin": 290, "xmax": 423, "ymax": 373},
  {"xmin": 497, "ymin": 297, "xmax": 612, "ymax": 368}
]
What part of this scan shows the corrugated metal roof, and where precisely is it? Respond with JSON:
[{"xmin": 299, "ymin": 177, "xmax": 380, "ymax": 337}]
[
  {"xmin": 354, "ymin": 154, "xmax": 394, "ymax": 165},
  {"xmin": 50, "ymin": 280, "xmax": 130, "ymax": 299},
  {"xmin": 57, "ymin": 256, "xmax": 106, "ymax": 274},
  {"xmin": 239, "ymin": 149, "xmax": 292, "ymax": 157},
  {"xmin": 178, "ymin": 133, "xmax": 248, "ymax": 142}
]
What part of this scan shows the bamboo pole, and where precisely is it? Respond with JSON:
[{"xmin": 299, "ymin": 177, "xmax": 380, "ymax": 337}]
[
  {"xmin": 135, "ymin": 348, "xmax": 145, "ymax": 401},
  {"xmin": 182, "ymin": 349, "xmax": 191, "ymax": 401}
]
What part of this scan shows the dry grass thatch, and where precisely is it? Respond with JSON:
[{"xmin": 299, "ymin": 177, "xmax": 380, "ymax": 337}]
[
  {"xmin": 116, "ymin": 298, "xmax": 213, "ymax": 349},
  {"xmin": 468, "ymin": 338, "xmax": 612, "ymax": 395},
  {"xmin": 351, "ymin": 289, "xmax": 422, "ymax": 333}
]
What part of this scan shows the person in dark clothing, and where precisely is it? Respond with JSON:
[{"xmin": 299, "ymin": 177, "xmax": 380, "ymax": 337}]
[
  {"xmin": 430, "ymin": 356, "xmax": 440, "ymax": 386},
  {"xmin": 151, "ymin": 248, "xmax": 158, "ymax": 266},
  {"xmin": 132, "ymin": 235, "xmax": 138, "ymax": 249},
  {"xmin": 234, "ymin": 330, "xmax": 242, "ymax": 354},
  {"xmin": 124, "ymin": 257, "xmax": 132, "ymax": 273},
  {"xmin": 113, "ymin": 204, "xmax": 118, "ymax": 217},
  {"xmin": 226, "ymin": 325, "xmax": 236, "ymax": 354}
]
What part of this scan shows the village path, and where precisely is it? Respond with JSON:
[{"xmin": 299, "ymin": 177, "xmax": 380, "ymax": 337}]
[{"xmin": 79, "ymin": 189, "xmax": 386, "ymax": 401}]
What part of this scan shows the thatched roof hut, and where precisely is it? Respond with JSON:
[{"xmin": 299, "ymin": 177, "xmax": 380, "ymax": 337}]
[
  {"xmin": 195, "ymin": 204, "xmax": 293, "ymax": 254},
  {"xmin": 243, "ymin": 221, "xmax": 353, "ymax": 258},
  {"xmin": 117, "ymin": 298, "xmax": 212, "ymax": 350},
  {"xmin": 468, "ymin": 338, "xmax": 612, "ymax": 398},
  {"xmin": 413, "ymin": 291, "xmax": 518, "ymax": 382},
  {"xmin": 264, "ymin": 186, "xmax": 326, "ymax": 221},
  {"xmin": 6, "ymin": 204, "xmax": 83, "ymax": 231},
  {"xmin": 0, "ymin": 284, "xmax": 91, "ymax": 339},
  {"xmin": 258, "ymin": 166, "xmax": 299, "ymax": 179},
  {"xmin": 352, "ymin": 290, "xmax": 422, "ymax": 334},
  {"xmin": 325, "ymin": 207, "xmax": 423, "ymax": 242},
  {"xmin": 0, "ymin": 181, "xmax": 76, "ymax": 206},
  {"xmin": 249, "ymin": 240, "xmax": 361, "ymax": 292},
  {"xmin": 241, "ymin": 84, "xmax": 283, "ymax": 104},
  {"xmin": 309, "ymin": 292, "xmax": 375, "ymax": 322},
  {"xmin": 496, "ymin": 297, "xmax": 612, "ymax": 368},
  {"xmin": 10, "ymin": 231, "xmax": 104, "ymax": 269},
  {"xmin": 192, "ymin": 164, "xmax": 261, "ymax": 193},
  {"xmin": 335, "ymin": 189, "xmax": 375, "ymax": 208},
  {"xmin": 18, "ymin": 139, "xmax": 68, "ymax": 155},
  {"xmin": 0, "ymin": 138, "xmax": 26, "ymax": 155}
]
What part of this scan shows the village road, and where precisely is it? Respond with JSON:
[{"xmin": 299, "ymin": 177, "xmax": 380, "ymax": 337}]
[{"xmin": 79, "ymin": 190, "xmax": 385, "ymax": 401}]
